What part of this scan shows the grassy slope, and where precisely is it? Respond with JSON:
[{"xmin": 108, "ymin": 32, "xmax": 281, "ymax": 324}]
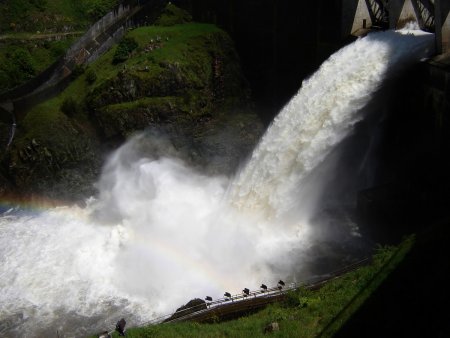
[
  {"xmin": 0, "ymin": 0, "xmax": 108, "ymax": 33},
  {"xmin": 0, "ymin": 38, "xmax": 78, "ymax": 90},
  {"xmin": 21, "ymin": 22, "xmax": 222, "ymax": 142},
  {"xmin": 0, "ymin": 0, "xmax": 118, "ymax": 92},
  {"xmin": 98, "ymin": 237, "xmax": 414, "ymax": 338},
  {"xmin": 96, "ymin": 23, "xmax": 221, "ymax": 84}
]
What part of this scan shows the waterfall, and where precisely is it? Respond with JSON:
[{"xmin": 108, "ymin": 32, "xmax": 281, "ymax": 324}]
[
  {"xmin": 0, "ymin": 29, "xmax": 434, "ymax": 337},
  {"xmin": 229, "ymin": 29, "xmax": 434, "ymax": 220}
]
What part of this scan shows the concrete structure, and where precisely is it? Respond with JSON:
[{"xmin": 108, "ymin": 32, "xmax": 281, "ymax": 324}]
[
  {"xmin": 391, "ymin": 0, "xmax": 419, "ymax": 29},
  {"xmin": 435, "ymin": 0, "xmax": 450, "ymax": 53},
  {"xmin": 343, "ymin": 0, "xmax": 450, "ymax": 54}
]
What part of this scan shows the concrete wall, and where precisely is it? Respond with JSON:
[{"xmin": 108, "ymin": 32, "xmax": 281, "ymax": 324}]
[
  {"xmin": 341, "ymin": 0, "xmax": 370, "ymax": 37},
  {"xmin": 344, "ymin": 0, "xmax": 420, "ymax": 31},
  {"xmin": 42, "ymin": 3, "xmax": 137, "ymax": 88},
  {"xmin": 65, "ymin": 4, "xmax": 132, "ymax": 63},
  {"xmin": 395, "ymin": 0, "xmax": 418, "ymax": 28},
  {"xmin": 352, "ymin": 0, "xmax": 372, "ymax": 34},
  {"xmin": 435, "ymin": 0, "xmax": 450, "ymax": 54},
  {"xmin": 343, "ymin": 0, "xmax": 450, "ymax": 55}
]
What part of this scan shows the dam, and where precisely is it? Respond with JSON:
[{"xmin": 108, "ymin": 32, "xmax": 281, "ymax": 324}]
[{"xmin": 343, "ymin": 0, "xmax": 449, "ymax": 52}]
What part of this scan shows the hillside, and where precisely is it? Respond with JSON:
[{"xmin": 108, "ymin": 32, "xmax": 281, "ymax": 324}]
[
  {"xmin": 0, "ymin": 0, "xmax": 119, "ymax": 33},
  {"xmin": 1, "ymin": 5, "xmax": 262, "ymax": 201},
  {"xmin": 0, "ymin": 0, "xmax": 119, "ymax": 92}
]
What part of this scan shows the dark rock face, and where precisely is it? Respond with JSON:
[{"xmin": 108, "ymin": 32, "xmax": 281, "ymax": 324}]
[
  {"xmin": 3, "ymin": 117, "xmax": 101, "ymax": 201},
  {"xmin": 165, "ymin": 298, "xmax": 207, "ymax": 322}
]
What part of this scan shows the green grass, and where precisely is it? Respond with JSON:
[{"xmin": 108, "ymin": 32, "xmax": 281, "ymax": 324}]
[
  {"xmin": 96, "ymin": 236, "xmax": 414, "ymax": 338},
  {"xmin": 88, "ymin": 23, "xmax": 220, "ymax": 85},
  {"xmin": 0, "ymin": 1, "xmax": 118, "ymax": 91},
  {"xmin": 23, "ymin": 22, "xmax": 223, "ymax": 135},
  {"xmin": 0, "ymin": 0, "xmax": 118, "ymax": 33},
  {"xmin": 0, "ymin": 37, "xmax": 77, "ymax": 75},
  {"xmin": 105, "ymin": 97, "xmax": 184, "ymax": 111}
]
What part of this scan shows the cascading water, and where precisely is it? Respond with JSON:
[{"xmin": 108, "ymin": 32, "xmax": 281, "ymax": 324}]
[
  {"xmin": 229, "ymin": 29, "xmax": 434, "ymax": 221},
  {"xmin": 0, "ymin": 29, "xmax": 434, "ymax": 337}
]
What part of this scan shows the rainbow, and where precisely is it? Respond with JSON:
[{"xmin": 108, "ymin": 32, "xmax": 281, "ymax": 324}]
[
  {"xmin": 138, "ymin": 234, "xmax": 244, "ymax": 295},
  {"xmin": 0, "ymin": 192, "xmax": 76, "ymax": 214},
  {"xmin": 0, "ymin": 193, "xmax": 243, "ymax": 299}
]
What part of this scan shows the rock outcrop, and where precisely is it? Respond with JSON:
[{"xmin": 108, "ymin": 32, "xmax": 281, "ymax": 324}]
[{"xmin": 165, "ymin": 298, "xmax": 207, "ymax": 322}]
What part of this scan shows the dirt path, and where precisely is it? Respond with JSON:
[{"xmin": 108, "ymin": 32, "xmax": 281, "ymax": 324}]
[{"xmin": 0, "ymin": 31, "xmax": 84, "ymax": 41}]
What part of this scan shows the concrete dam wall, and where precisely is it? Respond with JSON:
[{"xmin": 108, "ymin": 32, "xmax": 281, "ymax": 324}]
[{"xmin": 342, "ymin": 0, "xmax": 450, "ymax": 54}]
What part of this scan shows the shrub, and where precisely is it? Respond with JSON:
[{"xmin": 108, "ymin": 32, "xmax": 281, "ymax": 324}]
[
  {"xmin": 81, "ymin": 0, "xmax": 118, "ymax": 20},
  {"xmin": 11, "ymin": 48, "xmax": 35, "ymax": 77},
  {"xmin": 112, "ymin": 37, "xmax": 138, "ymax": 64},
  {"xmin": 49, "ymin": 40, "xmax": 70, "ymax": 58},
  {"xmin": 71, "ymin": 64, "xmax": 85, "ymax": 79},
  {"xmin": 60, "ymin": 97, "xmax": 80, "ymax": 117},
  {"xmin": 0, "ymin": 68, "xmax": 12, "ymax": 92},
  {"xmin": 0, "ymin": 47, "xmax": 36, "ymax": 89},
  {"xmin": 30, "ymin": 0, "xmax": 47, "ymax": 11},
  {"xmin": 154, "ymin": 3, "xmax": 192, "ymax": 26},
  {"xmin": 85, "ymin": 69, "xmax": 97, "ymax": 85}
]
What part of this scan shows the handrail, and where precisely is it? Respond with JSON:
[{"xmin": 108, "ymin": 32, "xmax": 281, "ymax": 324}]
[{"xmin": 136, "ymin": 257, "xmax": 371, "ymax": 327}]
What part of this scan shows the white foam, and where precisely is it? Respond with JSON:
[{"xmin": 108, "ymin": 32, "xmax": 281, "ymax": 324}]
[{"xmin": 228, "ymin": 29, "xmax": 434, "ymax": 220}]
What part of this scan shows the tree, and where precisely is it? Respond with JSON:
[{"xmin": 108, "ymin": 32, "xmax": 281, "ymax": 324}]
[
  {"xmin": 112, "ymin": 37, "xmax": 138, "ymax": 64},
  {"xmin": 81, "ymin": 0, "xmax": 118, "ymax": 20}
]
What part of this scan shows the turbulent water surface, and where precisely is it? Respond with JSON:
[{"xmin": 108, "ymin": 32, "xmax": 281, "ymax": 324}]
[{"xmin": 0, "ymin": 29, "xmax": 434, "ymax": 337}]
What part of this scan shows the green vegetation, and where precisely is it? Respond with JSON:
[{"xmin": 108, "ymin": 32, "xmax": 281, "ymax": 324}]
[
  {"xmin": 0, "ymin": 46, "xmax": 35, "ymax": 90},
  {"xmin": 0, "ymin": 0, "xmax": 119, "ymax": 33},
  {"xmin": 0, "ymin": 0, "xmax": 118, "ymax": 91},
  {"xmin": 17, "ymin": 11, "xmax": 230, "ymax": 139},
  {"xmin": 100, "ymin": 237, "xmax": 414, "ymax": 338},
  {"xmin": 5, "ymin": 3, "xmax": 257, "ymax": 199},
  {"xmin": 60, "ymin": 96, "xmax": 81, "ymax": 117},
  {"xmin": 12, "ymin": 5, "xmax": 247, "ymax": 137},
  {"xmin": 0, "ymin": 0, "xmax": 87, "ymax": 34},
  {"xmin": 112, "ymin": 37, "xmax": 139, "ymax": 64},
  {"xmin": 25, "ymin": 22, "xmax": 219, "ymax": 111},
  {"xmin": 0, "ymin": 37, "xmax": 78, "ymax": 92},
  {"xmin": 85, "ymin": 69, "xmax": 97, "ymax": 85},
  {"xmin": 154, "ymin": 3, "xmax": 193, "ymax": 26},
  {"xmin": 80, "ymin": 0, "xmax": 119, "ymax": 21}
]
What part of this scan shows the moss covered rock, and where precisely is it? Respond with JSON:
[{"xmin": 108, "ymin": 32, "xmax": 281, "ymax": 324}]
[
  {"xmin": 3, "ymin": 107, "xmax": 101, "ymax": 201},
  {"xmin": 154, "ymin": 3, "xmax": 192, "ymax": 27},
  {"xmin": 85, "ymin": 20, "xmax": 261, "ymax": 174}
]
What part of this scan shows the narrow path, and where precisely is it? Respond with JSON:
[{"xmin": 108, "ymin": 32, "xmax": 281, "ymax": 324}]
[{"xmin": 0, "ymin": 31, "xmax": 84, "ymax": 41}]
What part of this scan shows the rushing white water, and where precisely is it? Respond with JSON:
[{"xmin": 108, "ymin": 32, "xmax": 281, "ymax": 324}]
[
  {"xmin": 0, "ymin": 136, "xmax": 307, "ymax": 337},
  {"xmin": 229, "ymin": 29, "xmax": 434, "ymax": 220},
  {"xmin": 0, "ymin": 29, "xmax": 434, "ymax": 337}
]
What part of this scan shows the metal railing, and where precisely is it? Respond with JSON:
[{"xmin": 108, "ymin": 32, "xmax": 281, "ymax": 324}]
[
  {"xmin": 366, "ymin": 0, "xmax": 389, "ymax": 28},
  {"xmin": 136, "ymin": 257, "xmax": 371, "ymax": 327},
  {"xmin": 412, "ymin": 0, "xmax": 435, "ymax": 32}
]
